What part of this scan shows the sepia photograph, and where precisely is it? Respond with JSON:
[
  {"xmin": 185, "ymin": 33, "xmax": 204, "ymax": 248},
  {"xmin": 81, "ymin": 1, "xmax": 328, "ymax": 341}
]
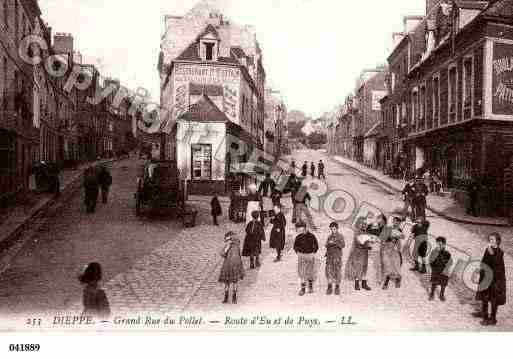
[{"xmin": 1, "ymin": 0, "xmax": 513, "ymax": 352}]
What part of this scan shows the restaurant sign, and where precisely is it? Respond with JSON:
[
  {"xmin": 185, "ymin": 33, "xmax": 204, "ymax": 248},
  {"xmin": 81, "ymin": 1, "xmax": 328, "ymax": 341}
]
[
  {"xmin": 492, "ymin": 42, "xmax": 513, "ymax": 115},
  {"xmin": 174, "ymin": 64, "xmax": 240, "ymax": 85}
]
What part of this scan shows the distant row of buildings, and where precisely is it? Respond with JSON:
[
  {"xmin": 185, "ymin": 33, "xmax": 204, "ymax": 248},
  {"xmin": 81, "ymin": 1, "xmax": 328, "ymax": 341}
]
[
  {"xmin": 158, "ymin": 0, "xmax": 288, "ymax": 195},
  {"xmin": 1, "ymin": 0, "xmax": 139, "ymax": 206},
  {"xmin": 327, "ymin": 0, "xmax": 513, "ymax": 218}
]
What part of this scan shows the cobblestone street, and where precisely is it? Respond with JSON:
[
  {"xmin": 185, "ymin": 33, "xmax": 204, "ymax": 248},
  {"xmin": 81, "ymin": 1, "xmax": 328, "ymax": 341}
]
[{"xmin": 0, "ymin": 150, "xmax": 512, "ymax": 331}]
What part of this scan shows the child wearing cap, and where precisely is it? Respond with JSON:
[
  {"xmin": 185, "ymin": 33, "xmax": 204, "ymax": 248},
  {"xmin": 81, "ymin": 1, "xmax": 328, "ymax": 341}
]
[
  {"xmin": 325, "ymin": 222, "xmax": 345, "ymax": 295},
  {"xmin": 294, "ymin": 221, "xmax": 319, "ymax": 296},
  {"xmin": 428, "ymin": 236, "xmax": 453, "ymax": 302},
  {"xmin": 219, "ymin": 231, "xmax": 245, "ymax": 304},
  {"xmin": 78, "ymin": 262, "xmax": 111, "ymax": 320}
]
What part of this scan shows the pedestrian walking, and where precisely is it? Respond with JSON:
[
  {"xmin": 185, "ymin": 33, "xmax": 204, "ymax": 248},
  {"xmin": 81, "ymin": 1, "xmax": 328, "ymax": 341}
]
[
  {"xmin": 293, "ymin": 184, "xmax": 317, "ymax": 230},
  {"xmin": 219, "ymin": 231, "xmax": 245, "ymax": 304},
  {"xmin": 83, "ymin": 167, "xmax": 100, "ymax": 214},
  {"xmin": 428, "ymin": 237, "xmax": 452, "ymax": 302},
  {"xmin": 410, "ymin": 216, "xmax": 430, "ymax": 274},
  {"xmin": 325, "ymin": 222, "xmax": 345, "ymax": 295},
  {"xmin": 270, "ymin": 204, "xmax": 287, "ymax": 262},
  {"xmin": 432, "ymin": 169, "xmax": 442, "ymax": 195},
  {"xmin": 271, "ymin": 188, "xmax": 282, "ymax": 207},
  {"xmin": 211, "ymin": 196, "xmax": 222, "ymax": 226},
  {"xmin": 242, "ymin": 211, "xmax": 266, "ymax": 269},
  {"xmin": 78, "ymin": 262, "xmax": 111, "ymax": 320},
  {"xmin": 318, "ymin": 160, "xmax": 326, "ymax": 180},
  {"xmin": 423, "ymin": 169, "xmax": 432, "ymax": 193},
  {"xmin": 97, "ymin": 165, "xmax": 112, "ymax": 204},
  {"xmin": 294, "ymin": 221, "xmax": 319, "ymax": 296},
  {"xmin": 345, "ymin": 216, "xmax": 374, "ymax": 291},
  {"xmin": 291, "ymin": 160, "xmax": 296, "ymax": 175},
  {"xmin": 378, "ymin": 217, "xmax": 405, "ymax": 290},
  {"xmin": 411, "ymin": 177, "xmax": 428, "ymax": 221},
  {"xmin": 259, "ymin": 173, "xmax": 276, "ymax": 219},
  {"xmin": 467, "ymin": 179, "xmax": 480, "ymax": 217},
  {"xmin": 402, "ymin": 179, "xmax": 414, "ymax": 220},
  {"xmin": 473, "ymin": 233, "xmax": 506, "ymax": 326},
  {"xmin": 310, "ymin": 162, "xmax": 316, "ymax": 178},
  {"xmin": 301, "ymin": 161, "xmax": 308, "ymax": 178}
]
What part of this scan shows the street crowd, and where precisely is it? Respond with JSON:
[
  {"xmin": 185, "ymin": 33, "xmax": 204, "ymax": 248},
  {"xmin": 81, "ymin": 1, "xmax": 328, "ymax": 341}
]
[
  {"xmin": 74, "ymin": 157, "xmax": 506, "ymax": 328},
  {"xmin": 216, "ymin": 158, "xmax": 507, "ymax": 327}
]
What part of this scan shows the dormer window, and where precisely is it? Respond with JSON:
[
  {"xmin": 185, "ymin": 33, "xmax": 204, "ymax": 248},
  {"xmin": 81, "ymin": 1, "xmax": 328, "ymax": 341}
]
[{"xmin": 205, "ymin": 42, "xmax": 215, "ymax": 61}]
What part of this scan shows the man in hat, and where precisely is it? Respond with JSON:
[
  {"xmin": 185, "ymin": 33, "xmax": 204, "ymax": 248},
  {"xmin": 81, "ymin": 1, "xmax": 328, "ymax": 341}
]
[
  {"xmin": 294, "ymin": 221, "xmax": 319, "ymax": 296},
  {"xmin": 411, "ymin": 176, "xmax": 429, "ymax": 221}
]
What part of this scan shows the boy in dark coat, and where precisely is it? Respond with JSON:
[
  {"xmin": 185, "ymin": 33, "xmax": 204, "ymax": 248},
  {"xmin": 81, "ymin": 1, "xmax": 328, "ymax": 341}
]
[
  {"xmin": 310, "ymin": 162, "xmax": 316, "ymax": 178},
  {"xmin": 428, "ymin": 237, "xmax": 452, "ymax": 302},
  {"xmin": 402, "ymin": 180, "xmax": 414, "ymax": 219},
  {"xmin": 318, "ymin": 160, "xmax": 326, "ymax": 180},
  {"xmin": 411, "ymin": 178, "xmax": 429, "ymax": 221},
  {"xmin": 294, "ymin": 221, "xmax": 319, "ymax": 296},
  {"xmin": 242, "ymin": 211, "xmax": 266, "ymax": 269},
  {"xmin": 270, "ymin": 204, "xmax": 287, "ymax": 262},
  {"xmin": 97, "ymin": 166, "xmax": 112, "ymax": 204},
  {"xmin": 83, "ymin": 167, "xmax": 99, "ymax": 214},
  {"xmin": 211, "ymin": 196, "xmax": 222, "ymax": 226},
  {"xmin": 301, "ymin": 162, "xmax": 308, "ymax": 177},
  {"xmin": 474, "ymin": 233, "xmax": 507, "ymax": 326},
  {"xmin": 410, "ymin": 217, "xmax": 430, "ymax": 274}
]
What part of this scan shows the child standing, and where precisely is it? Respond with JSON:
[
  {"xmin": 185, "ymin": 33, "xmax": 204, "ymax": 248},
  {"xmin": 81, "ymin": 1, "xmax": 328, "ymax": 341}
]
[
  {"xmin": 325, "ymin": 222, "xmax": 345, "ymax": 295},
  {"xmin": 429, "ymin": 237, "xmax": 453, "ymax": 302},
  {"xmin": 211, "ymin": 196, "xmax": 222, "ymax": 226},
  {"xmin": 219, "ymin": 231, "xmax": 245, "ymax": 304},
  {"xmin": 242, "ymin": 211, "xmax": 266, "ymax": 269},
  {"xmin": 294, "ymin": 221, "xmax": 319, "ymax": 296},
  {"xmin": 78, "ymin": 262, "xmax": 111, "ymax": 321}
]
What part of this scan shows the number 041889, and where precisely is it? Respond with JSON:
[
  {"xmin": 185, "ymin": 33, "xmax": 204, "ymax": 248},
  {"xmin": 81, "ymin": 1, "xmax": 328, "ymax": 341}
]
[{"xmin": 9, "ymin": 344, "xmax": 40, "ymax": 352}]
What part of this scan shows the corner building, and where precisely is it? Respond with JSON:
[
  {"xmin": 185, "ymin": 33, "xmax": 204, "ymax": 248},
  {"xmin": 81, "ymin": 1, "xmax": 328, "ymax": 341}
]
[{"xmin": 159, "ymin": 0, "xmax": 266, "ymax": 195}]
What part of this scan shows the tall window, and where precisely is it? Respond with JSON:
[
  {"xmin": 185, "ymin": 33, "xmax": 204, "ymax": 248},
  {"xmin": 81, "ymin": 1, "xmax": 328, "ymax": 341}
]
[
  {"xmin": 14, "ymin": 0, "xmax": 18, "ymax": 41},
  {"xmin": 463, "ymin": 57, "xmax": 473, "ymax": 120},
  {"xmin": 3, "ymin": 0, "xmax": 8, "ymax": 29},
  {"xmin": 448, "ymin": 65, "xmax": 457, "ymax": 122},
  {"xmin": 433, "ymin": 74, "xmax": 440, "ymax": 127},
  {"xmin": 419, "ymin": 84, "xmax": 426, "ymax": 130},
  {"xmin": 411, "ymin": 89, "xmax": 418, "ymax": 130},
  {"xmin": 191, "ymin": 144, "xmax": 212, "ymax": 180}
]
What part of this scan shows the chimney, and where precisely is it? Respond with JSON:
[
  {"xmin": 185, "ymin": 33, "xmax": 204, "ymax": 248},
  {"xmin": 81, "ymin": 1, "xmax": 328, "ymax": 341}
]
[
  {"xmin": 426, "ymin": 0, "xmax": 441, "ymax": 15},
  {"xmin": 53, "ymin": 32, "xmax": 74, "ymax": 56}
]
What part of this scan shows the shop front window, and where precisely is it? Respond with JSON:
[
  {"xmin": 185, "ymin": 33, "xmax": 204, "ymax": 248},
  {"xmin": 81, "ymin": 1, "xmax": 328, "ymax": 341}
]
[{"xmin": 191, "ymin": 144, "xmax": 212, "ymax": 180}]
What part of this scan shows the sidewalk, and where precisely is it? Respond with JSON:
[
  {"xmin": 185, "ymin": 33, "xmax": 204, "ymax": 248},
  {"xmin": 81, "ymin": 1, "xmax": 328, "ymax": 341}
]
[
  {"xmin": 331, "ymin": 155, "xmax": 510, "ymax": 227},
  {"xmin": 0, "ymin": 158, "xmax": 118, "ymax": 253}
]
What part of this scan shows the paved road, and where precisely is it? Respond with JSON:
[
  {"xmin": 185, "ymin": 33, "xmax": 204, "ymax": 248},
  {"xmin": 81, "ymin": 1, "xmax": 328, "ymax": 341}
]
[{"xmin": 0, "ymin": 150, "xmax": 511, "ymax": 331}]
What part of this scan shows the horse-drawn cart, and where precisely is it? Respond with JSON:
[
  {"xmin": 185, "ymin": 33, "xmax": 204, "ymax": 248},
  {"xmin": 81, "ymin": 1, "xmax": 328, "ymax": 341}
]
[{"xmin": 135, "ymin": 160, "xmax": 186, "ymax": 219}]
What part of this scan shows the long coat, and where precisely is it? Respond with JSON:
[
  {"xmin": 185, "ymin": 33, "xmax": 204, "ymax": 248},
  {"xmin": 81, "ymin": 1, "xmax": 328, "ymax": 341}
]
[
  {"xmin": 476, "ymin": 247, "xmax": 507, "ymax": 306},
  {"xmin": 429, "ymin": 248, "xmax": 452, "ymax": 286},
  {"xmin": 242, "ymin": 220, "xmax": 266, "ymax": 257},
  {"xmin": 270, "ymin": 212, "xmax": 286, "ymax": 251},
  {"xmin": 345, "ymin": 221, "xmax": 371, "ymax": 281},
  {"xmin": 377, "ymin": 226, "xmax": 403, "ymax": 281}
]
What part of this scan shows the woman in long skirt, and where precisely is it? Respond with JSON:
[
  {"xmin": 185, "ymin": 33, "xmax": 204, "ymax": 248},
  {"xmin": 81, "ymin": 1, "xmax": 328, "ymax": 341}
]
[
  {"xmin": 345, "ymin": 217, "xmax": 373, "ymax": 291},
  {"xmin": 378, "ymin": 217, "xmax": 405, "ymax": 289},
  {"xmin": 474, "ymin": 233, "xmax": 507, "ymax": 326},
  {"xmin": 219, "ymin": 231, "xmax": 245, "ymax": 304},
  {"xmin": 242, "ymin": 211, "xmax": 266, "ymax": 269},
  {"xmin": 270, "ymin": 204, "xmax": 287, "ymax": 262}
]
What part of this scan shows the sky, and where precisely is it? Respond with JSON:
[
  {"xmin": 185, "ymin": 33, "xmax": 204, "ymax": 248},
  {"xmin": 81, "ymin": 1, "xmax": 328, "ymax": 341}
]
[{"xmin": 38, "ymin": 0, "xmax": 426, "ymax": 118}]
